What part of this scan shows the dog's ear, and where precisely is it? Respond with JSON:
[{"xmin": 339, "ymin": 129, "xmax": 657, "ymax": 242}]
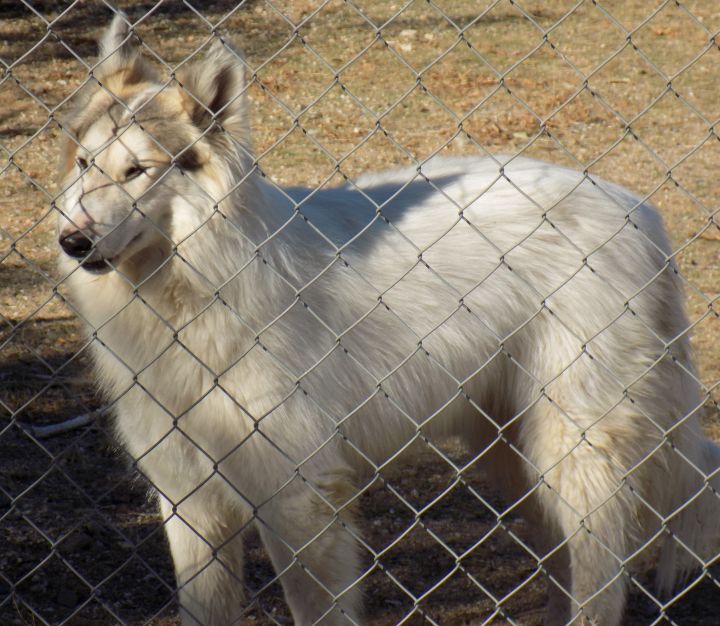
[
  {"xmin": 176, "ymin": 39, "xmax": 248, "ymax": 142},
  {"xmin": 95, "ymin": 13, "xmax": 155, "ymax": 86}
]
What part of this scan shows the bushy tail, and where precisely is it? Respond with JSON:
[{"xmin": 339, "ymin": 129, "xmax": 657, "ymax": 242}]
[{"xmin": 656, "ymin": 436, "xmax": 720, "ymax": 594}]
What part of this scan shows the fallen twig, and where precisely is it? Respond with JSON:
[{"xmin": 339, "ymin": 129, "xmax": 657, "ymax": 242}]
[{"xmin": 19, "ymin": 408, "xmax": 108, "ymax": 439}]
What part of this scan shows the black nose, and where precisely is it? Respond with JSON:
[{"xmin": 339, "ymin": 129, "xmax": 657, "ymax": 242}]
[{"xmin": 59, "ymin": 230, "xmax": 94, "ymax": 258}]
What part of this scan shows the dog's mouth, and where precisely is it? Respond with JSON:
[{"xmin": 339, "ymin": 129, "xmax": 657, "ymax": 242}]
[
  {"xmin": 81, "ymin": 256, "xmax": 116, "ymax": 274},
  {"xmin": 78, "ymin": 233, "xmax": 143, "ymax": 274}
]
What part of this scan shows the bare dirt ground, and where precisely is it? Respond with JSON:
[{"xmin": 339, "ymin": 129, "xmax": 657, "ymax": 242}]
[{"xmin": 1, "ymin": 1, "xmax": 719, "ymax": 624}]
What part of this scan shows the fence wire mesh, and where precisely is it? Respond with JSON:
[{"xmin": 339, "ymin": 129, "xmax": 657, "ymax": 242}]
[{"xmin": 2, "ymin": 0, "xmax": 720, "ymax": 624}]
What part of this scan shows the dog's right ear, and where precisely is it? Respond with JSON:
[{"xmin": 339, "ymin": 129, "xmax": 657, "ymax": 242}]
[
  {"xmin": 94, "ymin": 13, "xmax": 156, "ymax": 87},
  {"xmin": 175, "ymin": 39, "xmax": 249, "ymax": 145}
]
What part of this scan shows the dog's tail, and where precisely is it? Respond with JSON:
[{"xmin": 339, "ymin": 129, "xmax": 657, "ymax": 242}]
[{"xmin": 655, "ymin": 434, "xmax": 720, "ymax": 594}]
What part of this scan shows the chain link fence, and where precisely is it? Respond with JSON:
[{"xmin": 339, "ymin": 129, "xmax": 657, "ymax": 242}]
[{"xmin": 2, "ymin": 1, "xmax": 720, "ymax": 624}]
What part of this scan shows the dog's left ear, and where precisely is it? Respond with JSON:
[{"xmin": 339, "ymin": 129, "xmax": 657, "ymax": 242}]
[{"xmin": 176, "ymin": 39, "xmax": 248, "ymax": 143}]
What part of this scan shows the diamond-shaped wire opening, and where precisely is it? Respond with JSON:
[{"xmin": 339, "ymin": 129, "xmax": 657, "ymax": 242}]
[{"xmin": 630, "ymin": 1, "xmax": 712, "ymax": 79}]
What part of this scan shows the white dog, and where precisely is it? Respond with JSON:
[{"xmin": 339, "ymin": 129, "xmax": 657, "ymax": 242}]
[{"xmin": 56, "ymin": 15, "xmax": 719, "ymax": 625}]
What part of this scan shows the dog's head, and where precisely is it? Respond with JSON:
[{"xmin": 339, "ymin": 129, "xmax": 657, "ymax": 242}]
[{"xmin": 56, "ymin": 14, "xmax": 250, "ymax": 277}]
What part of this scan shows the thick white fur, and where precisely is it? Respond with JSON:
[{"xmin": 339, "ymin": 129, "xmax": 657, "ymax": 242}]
[{"xmin": 58, "ymin": 17, "xmax": 720, "ymax": 626}]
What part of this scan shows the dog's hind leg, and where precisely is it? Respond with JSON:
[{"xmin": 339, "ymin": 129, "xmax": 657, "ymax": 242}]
[
  {"xmin": 521, "ymin": 406, "xmax": 637, "ymax": 626},
  {"xmin": 159, "ymin": 494, "xmax": 249, "ymax": 626},
  {"xmin": 520, "ymin": 498, "xmax": 573, "ymax": 626},
  {"xmin": 477, "ymin": 438, "xmax": 574, "ymax": 625},
  {"xmin": 256, "ymin": 471, "xmax": 363, "ymax": 625}
]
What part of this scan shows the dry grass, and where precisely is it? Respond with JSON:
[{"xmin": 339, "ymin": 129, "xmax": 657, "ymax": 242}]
[{"xmin": 1, "ymin": 0, "xmax": 719, "ymax": 624}]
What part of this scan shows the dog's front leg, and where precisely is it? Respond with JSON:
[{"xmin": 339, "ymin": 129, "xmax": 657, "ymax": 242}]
[
  {"xmin": 159, "ymin": 495, "xmax": 248, "ymax": 625},
  {"xmin": 256, "ymin": 474, "xmax": 364, "ymax": 625}
]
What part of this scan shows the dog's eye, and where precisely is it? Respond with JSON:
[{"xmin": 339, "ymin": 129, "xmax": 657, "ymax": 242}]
[
  {"xmin": 76, "ymin": 156, "xmax": 88, "ymax": 170},
  {"xmin": 124, "ymin": 165, "xmax": 146, "ymax": 181}
]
